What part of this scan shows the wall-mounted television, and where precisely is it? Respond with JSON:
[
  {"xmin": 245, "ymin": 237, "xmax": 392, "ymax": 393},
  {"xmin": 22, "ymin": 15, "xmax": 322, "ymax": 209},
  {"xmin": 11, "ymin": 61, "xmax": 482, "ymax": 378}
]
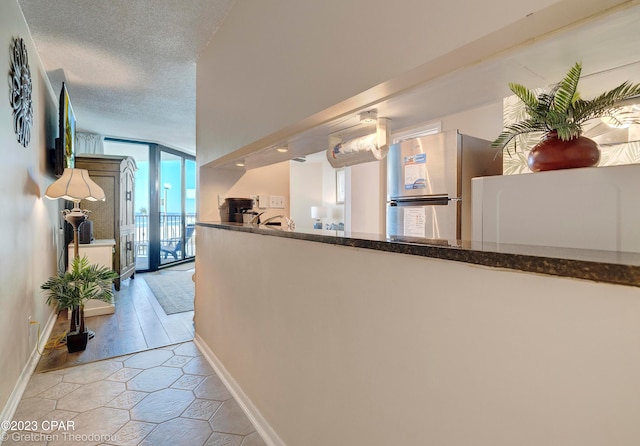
[{"xmin": 51, "ymin": 82, "xmax": 76, "ymax": 176}]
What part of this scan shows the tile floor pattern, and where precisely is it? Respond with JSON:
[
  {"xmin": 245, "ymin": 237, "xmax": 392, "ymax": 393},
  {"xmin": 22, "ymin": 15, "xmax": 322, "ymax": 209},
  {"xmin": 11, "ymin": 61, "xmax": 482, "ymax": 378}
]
[{"xmin": 5, "ymin": 342, "xmax": 267, "ymax": 446}]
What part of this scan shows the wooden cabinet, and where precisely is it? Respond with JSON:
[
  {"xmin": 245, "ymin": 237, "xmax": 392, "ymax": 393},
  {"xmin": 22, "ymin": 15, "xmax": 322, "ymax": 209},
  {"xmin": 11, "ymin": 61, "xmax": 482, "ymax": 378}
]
[{"xmin": 75, "ymin": 155, "xmax": 137, "ymax": 290}]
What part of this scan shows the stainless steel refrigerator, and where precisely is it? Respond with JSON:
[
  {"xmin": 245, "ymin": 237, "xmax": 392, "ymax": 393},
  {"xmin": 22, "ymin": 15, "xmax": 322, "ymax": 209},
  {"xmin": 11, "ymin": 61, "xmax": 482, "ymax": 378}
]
[{"xmin": 387, "ymin": 130, "xmax": 502, "ymax": 241}]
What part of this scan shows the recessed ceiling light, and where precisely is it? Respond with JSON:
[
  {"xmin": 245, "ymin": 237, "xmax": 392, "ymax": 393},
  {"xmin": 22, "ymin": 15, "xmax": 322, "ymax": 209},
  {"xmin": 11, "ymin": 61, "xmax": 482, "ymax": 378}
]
[
  {"xmin": 359, "ymin": 110, "xmax": 377, "ymax": 124},
  {"xmin": 235, "ymin": 160, "xmax": 245, "ymax": 167},
  {"xmin": 276, "ymin": 146, "xmax": 288, "ymax": 153}
]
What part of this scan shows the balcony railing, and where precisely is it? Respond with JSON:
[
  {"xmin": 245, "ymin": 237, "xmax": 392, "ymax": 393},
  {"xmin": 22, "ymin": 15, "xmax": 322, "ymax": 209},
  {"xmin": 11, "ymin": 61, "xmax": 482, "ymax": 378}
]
[{"xmin": 135, "ymin": 213, "xmax": 196, "ymax": 260}]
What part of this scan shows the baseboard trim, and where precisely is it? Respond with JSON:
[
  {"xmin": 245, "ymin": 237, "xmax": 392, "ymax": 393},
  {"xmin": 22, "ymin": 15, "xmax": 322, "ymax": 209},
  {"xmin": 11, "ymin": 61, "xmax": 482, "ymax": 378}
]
[
  {"xmin": 194, "ymin": 334, "xmax": 285, "ymax": 446},
  {"xmin": 0, "ymin": 310, "xmax": 57, "ymax": 444}
]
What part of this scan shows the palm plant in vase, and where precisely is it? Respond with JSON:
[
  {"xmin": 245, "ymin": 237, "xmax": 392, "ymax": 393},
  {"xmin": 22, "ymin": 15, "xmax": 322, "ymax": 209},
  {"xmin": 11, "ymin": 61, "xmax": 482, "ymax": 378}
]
[
  {"xmin": 492, "ymin": 62, "xmax": 640, "ymax": 172},
  {"xmin": 41, "ymin": 256, "xmax": 117, "ymax": 352}
]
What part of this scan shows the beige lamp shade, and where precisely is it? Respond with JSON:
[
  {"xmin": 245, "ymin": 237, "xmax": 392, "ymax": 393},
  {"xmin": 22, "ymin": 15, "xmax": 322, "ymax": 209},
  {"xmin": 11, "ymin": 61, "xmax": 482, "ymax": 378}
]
[
  {"xmin": 311, "ymin": 206, "xmax": 327, "ymax": 219},
  {"xmin": 45, "ymin": 168, "xmax": 106, "ymax": 202}
]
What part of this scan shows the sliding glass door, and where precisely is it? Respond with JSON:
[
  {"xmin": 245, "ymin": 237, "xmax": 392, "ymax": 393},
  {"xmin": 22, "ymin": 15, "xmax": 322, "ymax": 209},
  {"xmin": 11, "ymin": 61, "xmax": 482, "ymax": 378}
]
[
  {"xmin": 104, "ymin": 139, "xmax": 195, "ymax": 272},
  {"xmin": 158, "ymin": 152, "xmax": 183, "ymax": 265},
  {"xmin": 158, "ymin": 148, "xmax": 196, "ymax": 267}
]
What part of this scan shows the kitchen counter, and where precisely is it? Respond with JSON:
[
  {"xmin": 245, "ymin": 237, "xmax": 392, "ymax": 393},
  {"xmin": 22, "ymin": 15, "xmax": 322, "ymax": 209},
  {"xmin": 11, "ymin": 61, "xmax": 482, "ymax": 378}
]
[{"xmin": 196, "ymin": 221, "xmax": 640, "ymax": 288}]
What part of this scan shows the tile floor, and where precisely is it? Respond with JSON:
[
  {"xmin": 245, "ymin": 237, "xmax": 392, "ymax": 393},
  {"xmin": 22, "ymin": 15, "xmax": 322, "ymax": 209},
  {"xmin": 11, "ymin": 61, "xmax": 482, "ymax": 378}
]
[{"xmin": 5, "ymin": 341, "xmax": 266, "ymax": 446}]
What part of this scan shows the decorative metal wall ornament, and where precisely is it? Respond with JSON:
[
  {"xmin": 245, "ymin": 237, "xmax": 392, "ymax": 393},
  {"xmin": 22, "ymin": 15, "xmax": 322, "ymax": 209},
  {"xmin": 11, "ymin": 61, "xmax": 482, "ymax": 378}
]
[{"xmin": 9, "ymin": 36, "xmax": 33, "ymax": 148}]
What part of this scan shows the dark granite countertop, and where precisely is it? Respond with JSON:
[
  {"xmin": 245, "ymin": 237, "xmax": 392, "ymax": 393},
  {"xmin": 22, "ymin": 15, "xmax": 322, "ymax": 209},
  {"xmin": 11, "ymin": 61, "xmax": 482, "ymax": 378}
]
[{"xmin": 197, "ymin": 221, "xmax": 640, "ymax": 288}]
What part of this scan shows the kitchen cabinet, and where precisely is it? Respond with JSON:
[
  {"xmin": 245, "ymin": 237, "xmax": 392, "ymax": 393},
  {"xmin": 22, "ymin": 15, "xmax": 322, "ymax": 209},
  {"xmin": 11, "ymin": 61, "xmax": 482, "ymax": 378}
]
[
  {"xmin": 471, "ymin": 163, "xmax": 640, "ymax": 251},
  {"xmin": 75, "ymin": 155, "xmax": 137, "ymax": 290}
]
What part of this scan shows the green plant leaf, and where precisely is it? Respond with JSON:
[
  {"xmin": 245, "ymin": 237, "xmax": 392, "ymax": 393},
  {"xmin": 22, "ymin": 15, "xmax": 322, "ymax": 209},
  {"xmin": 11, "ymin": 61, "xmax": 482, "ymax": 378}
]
[
  {"xmin": 509, "ymin": 83, "xmax": 538, "ymax": 109},
  {"xmin": 491, "ymin": 120, "xmax": 547, "ymax": 148},
  {"xmin": 41, "ymin": 255, "xmax": 118, "ymax": 311},
  {"xmin": 573, "ymin": 82, "xmax": 640, "ymax": 123},
  {"xmin": 553, "ymin": 62, "xmax": 582, "ymax": 113}
]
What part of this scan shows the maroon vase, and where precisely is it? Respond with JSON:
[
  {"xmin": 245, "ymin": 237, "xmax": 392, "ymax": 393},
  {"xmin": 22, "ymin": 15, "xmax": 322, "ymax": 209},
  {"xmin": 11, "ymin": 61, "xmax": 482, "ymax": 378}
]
[{"xmin": 527, "ymin": 132, "xmax": 600, "ymax": 172}]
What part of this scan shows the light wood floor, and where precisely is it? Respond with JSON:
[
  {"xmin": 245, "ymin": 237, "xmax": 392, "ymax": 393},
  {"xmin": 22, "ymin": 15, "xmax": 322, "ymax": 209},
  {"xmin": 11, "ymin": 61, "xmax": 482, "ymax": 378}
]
[{"xmin": 35, "ymin": 266, "xmax": 195, "ymax": 373}]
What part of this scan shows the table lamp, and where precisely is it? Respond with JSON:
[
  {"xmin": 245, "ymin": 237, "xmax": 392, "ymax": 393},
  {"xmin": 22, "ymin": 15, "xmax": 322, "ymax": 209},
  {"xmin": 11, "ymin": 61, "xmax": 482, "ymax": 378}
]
[
  {"xmin": 311, "ymin": 206, "xmax": 327, "ymax": 229},
  {"xmin": 45, "ymin": 168, "xmax": 106, "ymax": 261}
]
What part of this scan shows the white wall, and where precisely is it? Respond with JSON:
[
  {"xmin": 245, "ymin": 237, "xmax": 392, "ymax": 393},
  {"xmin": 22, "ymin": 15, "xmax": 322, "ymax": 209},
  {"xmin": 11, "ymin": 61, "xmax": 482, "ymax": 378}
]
[
  {"xmin": 321, "ymin": 161, "xmax": 343, "ymax": 228},
  {"xmin": 290, "ymin": 154, "xmax": 345, "ymax": 232},
  {"xmin": 289, "ymin": 162, "xmax": 323, "ymax": 232},
  {"xmin": 196, "ymin": 227, "xmax": 640, "ymax": 446},
  {"xmin": 348, "ymin": 161, "xmax": 385, "ymax": 234},
  {"xmin": 0, "ymin": 0, "xmax": 59, "ymax": 419},
  {"xmin": 199, "ymin": 162, "xmax": 290, "ymax": 223},
  {"xmin": 195, "ymin": 0, "xmax": 594, "ymax": 167},
  {"xmin": 441, "ymin": 101, "xmax": 504, "ymax": 142}
]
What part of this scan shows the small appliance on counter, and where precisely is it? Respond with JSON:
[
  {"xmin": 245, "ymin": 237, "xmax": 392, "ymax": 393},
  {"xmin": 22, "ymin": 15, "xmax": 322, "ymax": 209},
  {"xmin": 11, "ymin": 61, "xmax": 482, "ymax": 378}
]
[
  {"xmin": 387, "ymin": 130, "xmax": 502, "ymax": 241},
  {"xmin": 219, "ymin": 197, "xmax": 254, "ymax": 223}
]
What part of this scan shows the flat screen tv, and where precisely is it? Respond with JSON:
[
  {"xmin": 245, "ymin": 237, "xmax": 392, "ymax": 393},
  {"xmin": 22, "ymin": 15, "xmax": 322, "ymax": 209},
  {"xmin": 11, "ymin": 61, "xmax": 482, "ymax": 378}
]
[{"xmin": 52, "ymin": 82, "xmax": 76, "ymax": 176}]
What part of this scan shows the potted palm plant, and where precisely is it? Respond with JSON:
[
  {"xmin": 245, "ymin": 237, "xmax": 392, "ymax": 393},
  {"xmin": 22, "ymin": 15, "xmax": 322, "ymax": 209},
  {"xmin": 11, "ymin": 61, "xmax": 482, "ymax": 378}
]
[
  {"xmin": 41, "ymin": 255, "xmax": 118, "ymax": 352},
  {"xmin": 492, "ymin": 62, "xmax": 640, "ymax": 172}
]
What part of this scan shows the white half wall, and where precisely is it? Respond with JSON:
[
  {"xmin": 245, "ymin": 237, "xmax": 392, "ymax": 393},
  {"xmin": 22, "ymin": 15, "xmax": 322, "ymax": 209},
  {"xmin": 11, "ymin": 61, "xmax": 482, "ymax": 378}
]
[{"xmin": 195, "ymin": 227, "xmax": 640, "ymax": 446}]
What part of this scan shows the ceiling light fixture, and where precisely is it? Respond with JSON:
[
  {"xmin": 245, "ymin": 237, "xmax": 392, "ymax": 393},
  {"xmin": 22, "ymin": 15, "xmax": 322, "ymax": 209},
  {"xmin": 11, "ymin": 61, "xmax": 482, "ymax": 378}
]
[
  {"xmin": 235, "ymin": 160, "xmax": 245, "ymax": 167},
  {"xmin": 276, "ymin": 146, "xmax": 288, "ymax": 153},
  {"xmin": 359, "ymin": 110, "xmax": 377, "ymax": 124}
]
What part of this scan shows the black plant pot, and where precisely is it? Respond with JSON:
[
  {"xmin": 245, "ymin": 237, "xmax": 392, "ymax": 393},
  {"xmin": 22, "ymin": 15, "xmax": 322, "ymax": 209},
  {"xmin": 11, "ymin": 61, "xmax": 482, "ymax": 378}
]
[{"xmin": 66, "ymin": 331, "xmax": 89, "ymax": 353}]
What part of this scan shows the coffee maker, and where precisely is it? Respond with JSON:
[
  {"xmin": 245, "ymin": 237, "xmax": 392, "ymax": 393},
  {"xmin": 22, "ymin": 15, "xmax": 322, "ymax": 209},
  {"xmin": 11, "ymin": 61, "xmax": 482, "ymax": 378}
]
[{"xmin": 220, "ymin": 197, "xmax": 254, "ymax": 223}]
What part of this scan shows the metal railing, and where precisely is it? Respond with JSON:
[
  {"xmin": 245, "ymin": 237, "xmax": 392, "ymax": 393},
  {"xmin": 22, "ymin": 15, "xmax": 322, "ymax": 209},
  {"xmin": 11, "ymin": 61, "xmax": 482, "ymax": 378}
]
[{"xmin": 135, "ymin": 213, "xmax": 196, "ymax": 259}]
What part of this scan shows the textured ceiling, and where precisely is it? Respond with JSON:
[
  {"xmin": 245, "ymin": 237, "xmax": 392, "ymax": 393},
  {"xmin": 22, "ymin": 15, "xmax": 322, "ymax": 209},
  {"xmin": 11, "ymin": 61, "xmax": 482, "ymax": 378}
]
[{"xmin": 18, "ymin": 0, "xmax": 235, "ymax": 153}]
